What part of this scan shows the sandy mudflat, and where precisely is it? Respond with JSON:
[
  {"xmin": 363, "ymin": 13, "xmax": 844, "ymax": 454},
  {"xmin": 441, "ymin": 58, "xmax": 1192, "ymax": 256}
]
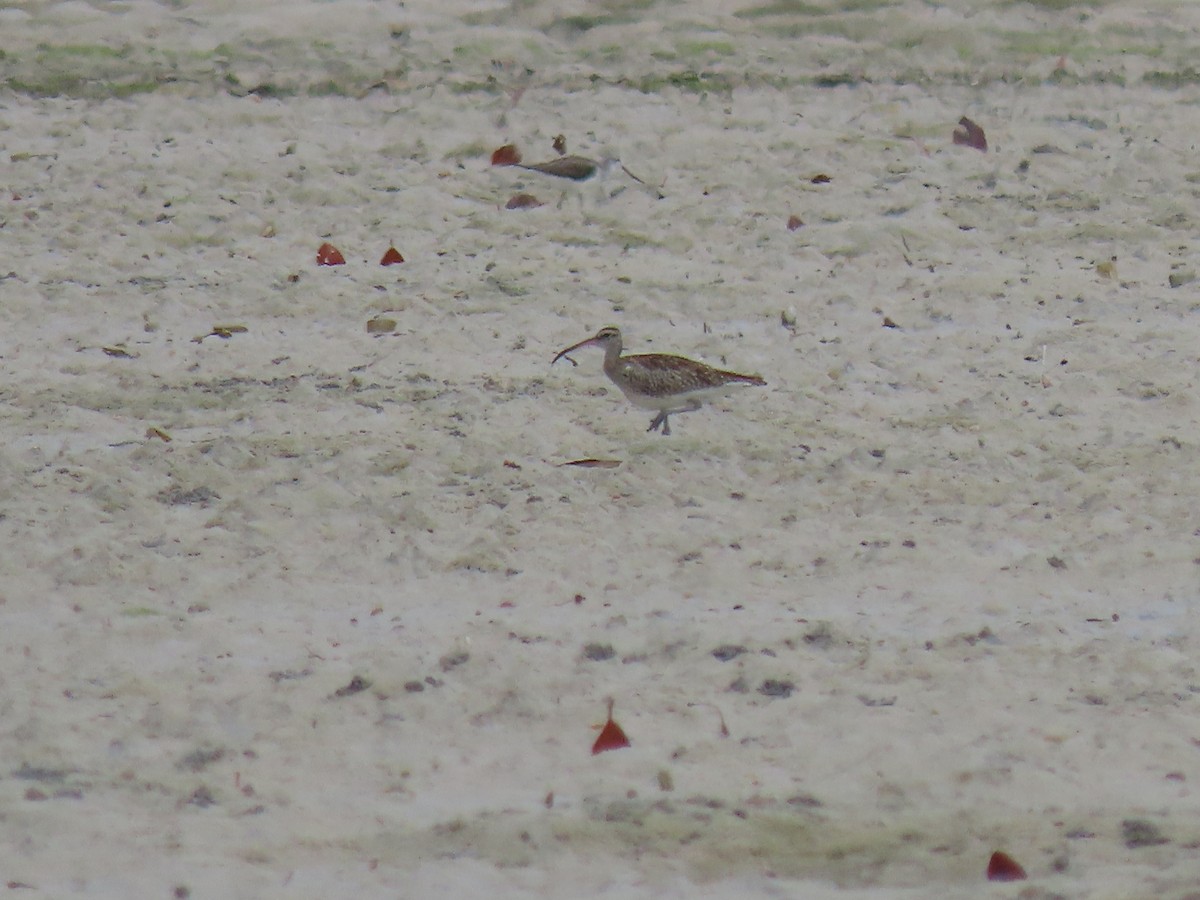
[{"xmin": 2, "ymin": 0, "xmax": 1200, "ymax": 896}]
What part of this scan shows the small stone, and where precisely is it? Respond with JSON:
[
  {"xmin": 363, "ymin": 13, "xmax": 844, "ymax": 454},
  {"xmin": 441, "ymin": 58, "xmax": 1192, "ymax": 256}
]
[
  {"xmin": 366, "ymin": 316, "xmax": 397, "ymax": 334},
  {"xmin": 333, "ymin": 675, "xmax": 370, "ymax": 697},
  {"xmin": 1122, "ymin": 818, "xmax": 1169, "ymax": 848},
  {"xmin": 758, "ymin": 679, "xmax": 795, "ymax": 699},
  {"xmin": 583, "ymin": 643, "xmax": 615, "ymax": 662},
  {"xmin": 188, "ymin": 786, "xmax": 217, "ymax": 808},
  {"xmin": 711, "ymin": 644, "xmax": 746, "ymax": 662},
  {"xmin": 787, "ymin": 794, "xmax": 823, "ymax": 808}
]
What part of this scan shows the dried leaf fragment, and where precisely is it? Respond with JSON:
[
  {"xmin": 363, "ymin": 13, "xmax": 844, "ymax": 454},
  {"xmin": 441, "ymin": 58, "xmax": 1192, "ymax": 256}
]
[
  {"xmin": 688, "ymin": 701, "xmax": 731, "ymax": 738},
  {"xmin": 953, "ymin": 116, "xmax": 988, "ymax": 152},
  {"xmin": 786, "ymin": 214, "xmax": 804, "ymax": 231},
  {"xmin": 561, "ymin": 458, "xmax": 621, "ymax": 469},
  {"xmin": 552, "ymin": 134, "xmax": 567, "ymax": 155},
  {"xmin": 192, "ymin": 325, "xmax": 247, "ymax": 343},
  {"xmin": 810, "ymin": 173, "xmax": 831, "ymax": 184},
  {"xmin": 506, "ymin": 193, "xmax": 542, "ymax": 210},
  {"xmin": 145, "ymin": 427, "xmax": 172, "ymax": 442},
  {"xmin": 102, "ymin": 346, "xmax": 134, "ymax": 358},
  {"xmin": 380, "ymin": 246, "xmax": 405, "ymax": 266}
]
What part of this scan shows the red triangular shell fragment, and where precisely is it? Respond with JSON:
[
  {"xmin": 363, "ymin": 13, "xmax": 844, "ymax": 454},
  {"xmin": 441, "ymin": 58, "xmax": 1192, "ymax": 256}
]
[
  {"xmin": 316, "ymin": 242, "xmax": 346, "ymax": 266},
  {"xmin": 986, "ymin": 850, "xmax": 1026, "ymax": 882},
  {"xmin": 491, "ymin": 144, "xmax": 521, "ymax": 166},
  {"xmin": 591, "ymin": 700, "xmax": 631, "ymax": 755},
  {"xmin": 380, "ymin": 246, "xmax": 405, "ymax": 266}
]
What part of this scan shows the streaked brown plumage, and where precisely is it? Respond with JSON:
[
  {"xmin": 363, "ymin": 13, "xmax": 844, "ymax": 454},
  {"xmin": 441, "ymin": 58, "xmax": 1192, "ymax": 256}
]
[
  {"xmin": 516, "ymin": 156, "xmax": 649, "ymax": 208},
  {"xmin": 518, "ymin": 155, "xmax": 617, "ymax": 182},
  {"xmin": 551, "ymin": 326, "xmax": 766, "ymax": 435}
]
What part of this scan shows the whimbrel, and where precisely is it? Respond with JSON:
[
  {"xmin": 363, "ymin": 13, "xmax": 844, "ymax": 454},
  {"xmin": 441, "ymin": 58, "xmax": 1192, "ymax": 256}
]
[
  {"xmin": 551, "ymin": 326, "xmax": 766, "ymax": 435},
  {"xmin": 517, "ymin": 155, "xmax": 648, "ymax": 208}
]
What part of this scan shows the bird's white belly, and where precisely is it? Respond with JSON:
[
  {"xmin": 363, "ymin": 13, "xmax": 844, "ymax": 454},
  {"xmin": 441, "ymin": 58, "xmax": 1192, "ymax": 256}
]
[{"xmin": 615, "ymin": 382, "xmax": 748, "ymax": 412}]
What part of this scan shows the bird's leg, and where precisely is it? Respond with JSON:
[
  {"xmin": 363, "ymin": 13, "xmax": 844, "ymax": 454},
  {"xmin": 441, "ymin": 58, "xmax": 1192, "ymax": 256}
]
[{"xmin": 647, "ymin": 400, "xmax": 702, "ymax": 436}]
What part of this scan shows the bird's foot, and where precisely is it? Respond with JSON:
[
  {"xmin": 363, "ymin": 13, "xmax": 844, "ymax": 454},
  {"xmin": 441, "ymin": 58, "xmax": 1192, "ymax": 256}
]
[{"xmin": 647, "ymin": 412, "xmax": 671, "ymax": 435}]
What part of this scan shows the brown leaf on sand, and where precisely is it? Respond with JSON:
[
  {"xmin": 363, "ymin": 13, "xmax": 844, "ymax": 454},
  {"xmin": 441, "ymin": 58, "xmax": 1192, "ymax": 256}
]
[
  {"xmin": 491, "ymin": 144, "xmax": 521, "ymax": 166},
  {"xmin": 786, "ymin": 215, "xmax": 804, "ymax": 231},
  {"xmin": 953, "ymin": 116, "xmax": 988, "ymax": 152},
  {"xmin": 380, "ymin": 246, "xmax": 404, "ymax": 266},
  {"xmin": 505, "ymin": 193, "xmax": 543, "ymax": 210},
  {"xmin": 561, "ymin": 458, "xmax": 621, "ymax": 469},
  {"xmin": 592, "ymin": 698, "xmax": 631, "ymax": 755},
  {"xmin": 810, "ymin": 173, "xmax": 831, "ymax": 184}
]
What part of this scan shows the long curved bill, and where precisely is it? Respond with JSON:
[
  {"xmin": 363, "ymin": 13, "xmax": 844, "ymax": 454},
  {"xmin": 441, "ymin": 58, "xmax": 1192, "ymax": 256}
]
[
  {"xmin": 620, "ymin": 164, "xmax": 664, "ymax": 199},
  {"xmin": 620, "ymin": 164, "xmax": 646, "ymax": 185},
  {"xmin": 551, "ymin": 334, "xmax": 601, "ymax": 366}
]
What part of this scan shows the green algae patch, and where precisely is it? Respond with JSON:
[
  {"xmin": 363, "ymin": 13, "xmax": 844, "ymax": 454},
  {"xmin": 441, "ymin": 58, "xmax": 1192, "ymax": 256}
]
[
  {"xmin": 373, "ymin": 797, "xmax": 1009, "ymax": 889},
  {"xmin": 632, "ymin": 70, "xmax": 735, "ymax": 95},
  {"xmin": 1143, "ymin": 68, "xmax": 1200, "ymax": 88}
]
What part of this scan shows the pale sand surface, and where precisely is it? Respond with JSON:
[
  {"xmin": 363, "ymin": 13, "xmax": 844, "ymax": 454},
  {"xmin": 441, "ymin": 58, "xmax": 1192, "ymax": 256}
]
[{"xmin": 3, "ymin": 0, "xmax": 1200, "ymax": 896}]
